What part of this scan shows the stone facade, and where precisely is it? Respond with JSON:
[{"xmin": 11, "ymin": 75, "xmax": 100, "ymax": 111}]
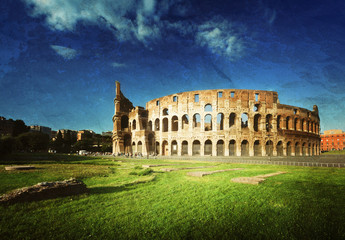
[
  {"xmin": 112, "ymin": 81, "xmax": 321, "ymax": 157},
  {"xmin": 321, "ymin": 129, "xmax": 345, "ymax": 151}
]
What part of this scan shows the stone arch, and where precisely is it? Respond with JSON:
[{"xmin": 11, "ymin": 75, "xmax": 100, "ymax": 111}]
[
  {"xmin": 229, "ymin": 113, "xmax": 236, "ymax": 128},
  {"xmin": 155, "ymin": 141, "xmax": 160, "ymax": 155},
  {"xmin": 204, "ymin": 114, "xmax": 212, "ymax": 131},
  {"xmin": 204, "ymin": 139, "xmax": 212, "ymax": 156},
  {"xmin": 121, "ymin": 115, "xmax": 129, "ymax": 130},
  {"xmin": 241, "ymin": 113, "xmax": 248, "ymax": 128},
  {"xmin": 217, "ymin": 113, "xmax": 224, "ymax": 130},
  {"xmin": 182, "ymin": 140, "xmax": 188, "ymax": 155},
  {"xmin": 132, "ymin": 119, "xmax": 137, "ymax": 130},
  {"xmin": 124, "ymin": 134, "xmax": 131, "ymax": 154},
  {"xmin": 266, "ymin": 140, "xmax": 273, "ymax": 156},
  {"xmin": 147, "ymin": 134, "xmax": 154, "ymax": 155},
  {"xmin": 287, "ymin": 141, "xmax": 292, "ymax": 156},
  {"xmin": 295, "ymin": 142, "xmax": 301, "ymax": 156},
  {"xmin": 192, "ymin": 140, "xmax": 201, "ymax": 156},
  {"xmin": 162, "ymin": 118, "xmax": 168, "ymax": 132},
  {"xmin": 229, "ymin": 140, "xmax": 236, "ymax": 156},
  {"xmin": 204, "ymin": 104, "xmax": 212, "ymax": 112},
  {"xmin": 254, "ymin": 114, "xmax": 261, "ymax": 132},
  {"xmin": 163, "ymin": 108, "xmax": 169, "ymax": 116},
  {"xmin": 137, "ymin": 141, "xmax": 142, "ymax": 153},
  {"xmin": 217, "ymin": 140, "xmax": 224, "ymax": 156},
  {"xmin": 286, "ymin": 116, "xmax": 290, "ymax": 130},
  {"xmin": 155, "ymin": 118, "xmax": 160, "ymax": 131},
  {"xmin": 301, "ymin": 119, "xmax": 305, "ymax": 131},
  {"xmin": 193, "ymin": 114, "xmax": 201, "ymax": 129},
  {"xmin": 171, "ymin": 140, "xmax": 178, "ymax": 155},
  {"xmin": 266, "ymin": 114, "xmax": 273, "ymax": 132},
  {"xmin": 277, "ymin": 115, "xmax": 281, "ymax": 129},
  {"xmin": 171, "ymin": 116, "xmax": 178, "ymax": 132},
  {"xmin": 162, "ymin": 140, "xmax": 168, "ymax": 156},
  {"xmin": 148, "ymin": 120, "xmax": 152, "ymax": 131},
  {"xmin": 277, "ymin": 141, "xmax": 283, "ymax": 156},
  {"xmin": 182, "ymin": 114, "xmax": 189, "ymax": 130},
  {"xmin": 302, "ymin": 142, "xmax": 307, "ymax": 156},
  {"xmin": 254, "ymin": 140, "xmax": 261, "ymax": 156},
  {"xmin": 241, "ymin": 140, "xmax": 249, "ymax": 156},
  {"xmin": 294, "ymin": 118, "xmax": 298, "ymax": 131},
  {"xmin": 132, "ymin": 141, "xmax": 136, "ymax": 153}
]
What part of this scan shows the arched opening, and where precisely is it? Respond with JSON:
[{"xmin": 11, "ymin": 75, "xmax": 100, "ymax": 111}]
[
  {"xmin": 163, "ymin": 108, "xmax": 169, "ymax": 116},
  {"xmin": 277, "ymin": 115, "xmax": 281, "ymax": 129},
  {"xmin": 148, "ymin": 121, "xmax": 152, "ymax": 131},
  {"xmin": 193, "ymin": 114, "xmax": 201, "ymax": 129},
  {"xmin": 155, "ymin": 118, "xmax": 160, "ymax": 131},
  {"xmin": 182, "ymin": 115, "xmax": 189, "ymax": 130},
  {"xmin": 217, "ymin": 140, "xmax": 224, "ymax": 156},
  {"xmin": 266, "ymin": 114, "xmax": 272, "ymax": 132},
  {"xmin": 171, "ymin": 116, "xmax": 178, "ymax": 131},
  {"xmin": 192, "ymin": 140, "xmax": 200, "ymax": 156},
  {"xmin": 308, "ymin": 143, "xmax": 311, "ymax": 156},
  {"xmin": 171, "ymin": 140, "xmax": 178, "ymax": 156},
  {"xmin": 295, "ymin": 142, "xmax": 301, "ymax": 156},
  {"xmin": 294, "ymin": 118, "xmax": 298, "ymax": 131},
  {"xmin": 132, "ymin": 120, "xmax": 137, "ymax": 130},
  {"xmin": 182, "ymin": 141, "xmax": 188, "ymax": 155},
  {"xmin": 287, "ymin": 142, "xmax": 292, "ymax": 156},
  {"xmin": 229, "ymin": 113, "xmax": 236, "ymax": 128},
  {"xmin": 217, "ymin": 113, "xmax": 224, "ymax": 130},
  {"xmin": 121, "ymin": 115, "xmax": 129, "ymax": 130},
  {"xmin": 204, "ymin": 140, "xmax": 212, "ymax": 156},
  {"xmin": 241, "ymin": 140, "xmax": 249, "ymax": 156},
  {"xmin": 162, "ymin": 140, "xmax": 168, "ymax": 156},
  {"xmin": 132, "ymin": 142, "xmax": 136, "ymax": 153},
  {"xmin": 301, "ymin": 119, "xmax": 305, "ymax": 131},
  {"xmin": 266, "ymin": 140, "xmax": 273, "ymax": 156},
  {"xmin": 229, "ymin": 140, "xmax": 236, "ymax": 156},
  {"xmin": 137, "ymin": 141, "xmax": 142, "ymax": 154},
  {"xmin": 277, "ymin": 141, "xmax": 283, "ymax": 156},
  {"xmin": 124, "ymin": 134, "xmax": 131, "ymax": 154},
  {"xmin": 302, "ymin": 143, "xmax": 307, "ymax": 156},
  {"xmin": 162, "ymin": 118, "xmax": 168, "ymax": 132},
  {"xmin": 141, "ymin": 120, "xmax": 147, "ymax": 130},
  {"xmin": 155, "ymin": 141, "xmax": 160, "ymax": 155},
  {"xmin": 254, "ymin": 140, "xmax": 261, "ymax": 156},
  {"xmin": 204, "ymin": 114, "xmax": 212, "ymax": 131},
  {"xmin": 254, "ymin": 114, "xmax": 261, "ymax": 132},
  {"xmin": 147, "ymin": 134, "xmax": 154, "ymax": 155},
  {"xmin": 307, "ymin": 121, "xmax": 310, "ymax": 132},
  {"xmin": 204, "ymin": 104, "xmax": 212, "ymax": 112},
  {"xmin": 241, "ymin": 113, "xmax": 248, "ymax": 128},
  {"xmin": 286, "ymin": 117, "xmax": 290, "ymax": 130}
]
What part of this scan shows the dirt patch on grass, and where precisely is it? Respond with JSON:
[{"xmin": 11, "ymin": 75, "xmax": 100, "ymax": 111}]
[
  {"xmin": 231, "ymin": 171, "xmax": 287, "ymax": 185},
  {"xmin": 187, "ymin": 168, "xmax": 244, "ymax": 177}
]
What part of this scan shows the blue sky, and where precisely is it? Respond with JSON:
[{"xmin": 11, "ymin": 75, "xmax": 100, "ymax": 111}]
[{"xmin": 1, "ymin": 0, "xmax": 345, "ymax": 133}]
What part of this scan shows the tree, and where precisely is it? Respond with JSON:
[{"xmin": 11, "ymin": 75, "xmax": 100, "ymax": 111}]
[
  {"xmin": 16, "ymin": 132, "xmax": 49, "ymax": 152},
  {"xmin": 0, "ymin": 136, "xmax": 15, "ymax": 156},
  {"xmin": 12, "ymin": 120, "xmax": 29, "ymax": 137},
  {"xmin": 54, "ymin": 130, "xmax": 64, "ymax": 153}
]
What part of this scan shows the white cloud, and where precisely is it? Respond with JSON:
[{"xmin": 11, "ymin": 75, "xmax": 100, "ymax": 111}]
[
  {"xmin": 111, "ymin": 62, "xmax": 126, "ymax": 68},
  {"xmin": 50, "ymin": 45, "xmax": 78, "ymax": 60},
  {"xmin": 195, "ymin": 18, "xmax": 245, "ymax": 60}
]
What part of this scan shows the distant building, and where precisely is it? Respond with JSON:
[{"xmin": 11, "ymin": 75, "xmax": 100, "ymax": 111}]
[
  {"xmin": 321, "ymin": 129, "xmax": 345, "ymax": 151},
  {"xmin": 0, "ymin": 116, "xmax": 14, "ymax": 136},
  {"xmin": 77, "ymin": 130, "xmax": 94, "ymax": 141},
  {"xmin": 102, "ymin": 131, "xmax": 112, "ymax": 137},
  {"xmin": 59, "ymin": 129, "xmax": 78, "ymax": 140},
  {"xmin": 30, "ymin": 125, "xmax": 52, "ymax": 138}
]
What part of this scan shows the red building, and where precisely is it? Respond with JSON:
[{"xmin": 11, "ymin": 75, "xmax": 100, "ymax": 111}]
[{"xmin": 321, "ymin": 129, "xmax": 345, "ymax": 151}]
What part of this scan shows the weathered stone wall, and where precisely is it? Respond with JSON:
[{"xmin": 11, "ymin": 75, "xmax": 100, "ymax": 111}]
[{"xmin": 113, "ymin": 84, "xmax": 320, "ymax": 157}]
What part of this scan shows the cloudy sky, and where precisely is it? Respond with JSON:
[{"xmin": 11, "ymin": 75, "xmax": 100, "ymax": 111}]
[{"xmin": 1, "ymin": 0, "xmax": 345, "ymax": 133}]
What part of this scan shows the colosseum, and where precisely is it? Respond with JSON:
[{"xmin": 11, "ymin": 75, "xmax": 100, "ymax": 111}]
[{"xmin": 112, "ymin": 81, "xmax": 321, "ymax": 157}]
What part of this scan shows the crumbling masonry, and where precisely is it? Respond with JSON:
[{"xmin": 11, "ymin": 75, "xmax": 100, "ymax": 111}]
[{"xmin": 112, "ymin": 81, "xmax": 320, "ymax": 157}]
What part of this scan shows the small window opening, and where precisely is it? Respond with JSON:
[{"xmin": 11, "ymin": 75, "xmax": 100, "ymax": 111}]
[
  {"xmin": 173, "ymin": 96, "xmax": 177, "ymax": 102},
  {"xmin": 156, "ymin": 100, "xmax": 160, "ymax": 106},
  {"xmin": 194, "ymin": 94, "xmax": 199, "ymax": 102},
  {"xmin": 230, "ymin": 92, "xmax": 234, "ymax": 98},
  {"xmin": 204, "ymin": 104, "xmax": 212, "ymax": 112},
  {"xmin": 241, "ymin": 113, "xmax": 248, "ymax": 128},
  {"xmin": 294, "ymin": 109, "xmax": 297, "ymax": 115},
  {"xmin": 218, "ymin": 91, "xmax": 223, "ymax": 98},
  {"xmin": 255, "ymin": 93, "xmax": 259, "ymax": 101},
  {"xmin": 253, "ymin": 104, "xmax": 259, "ymax": 112}
]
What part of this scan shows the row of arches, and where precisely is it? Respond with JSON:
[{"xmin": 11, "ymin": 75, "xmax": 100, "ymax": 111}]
[
  {"xmin": 129, "ymin": 138, "xmax": 320, "ymax": 157},
  {"xmin": 124, "ymin": 113, "xmax": 319, "ymax": 134}
]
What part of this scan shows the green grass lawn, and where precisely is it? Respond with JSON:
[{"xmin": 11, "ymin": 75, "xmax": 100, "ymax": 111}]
[{"xmin": 0, "ymin": 154, "xmax": 344, "ymax": 240}]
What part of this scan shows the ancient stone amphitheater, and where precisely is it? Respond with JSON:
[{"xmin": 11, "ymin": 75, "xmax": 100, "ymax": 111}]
[{"xmin": 112, "ymin": 82, "xmax": 320, "ymax": 157}]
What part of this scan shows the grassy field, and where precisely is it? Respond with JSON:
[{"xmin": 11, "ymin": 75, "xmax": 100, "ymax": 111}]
[
  {"xmin": 322, "ymin": 149, "xmax": 345, "ymax": 155},
  {"xmin": 0, "ymin": 154, "xmax": 344, "ymax": 240}
]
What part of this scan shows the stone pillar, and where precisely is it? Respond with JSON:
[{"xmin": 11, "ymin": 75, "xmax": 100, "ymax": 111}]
[
  {"xmin": 212, "ymin": 141, "xmax": 217, "ymax": 156},
  {"xmin": 225, "ymin": 142, "xmax": 229, "ymax": 156},
  {"xmin": 200, "ymin": 141, "xmax": 205, "ymax": 156},
  {"xmin": 178, "ymin": 140, "xmax": 182, "ymax": 156},
  {"xmin": 188, "ymin": 140, "xmax": 193, "ymax": 156},
  {"xmin": 249, "ymin": 141, "xmax": 254, "ymax": 156}
]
